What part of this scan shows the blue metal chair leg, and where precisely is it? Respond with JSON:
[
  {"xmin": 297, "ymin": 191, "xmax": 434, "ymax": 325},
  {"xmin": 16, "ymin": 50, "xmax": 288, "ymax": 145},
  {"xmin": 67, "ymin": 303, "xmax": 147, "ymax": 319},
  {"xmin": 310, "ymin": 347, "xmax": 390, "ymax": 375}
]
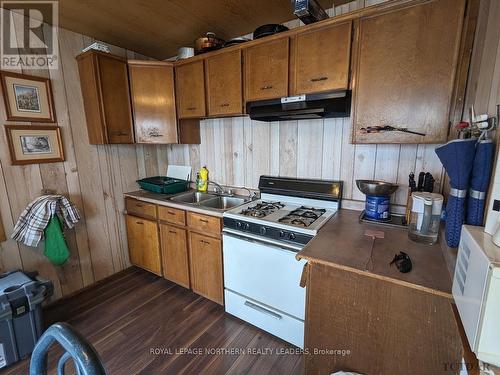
[{"xmin": 30, "ymin": 322, "xmax": 106, "ymax": 375}]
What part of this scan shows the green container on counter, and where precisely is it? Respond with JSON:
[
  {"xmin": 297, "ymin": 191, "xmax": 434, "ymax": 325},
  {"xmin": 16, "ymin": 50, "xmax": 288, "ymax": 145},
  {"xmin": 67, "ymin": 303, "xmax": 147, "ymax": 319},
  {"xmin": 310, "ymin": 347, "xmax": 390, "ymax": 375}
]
[{"xmin": 137, "ymin": 176, "xmax": 190, "ymax": 195}]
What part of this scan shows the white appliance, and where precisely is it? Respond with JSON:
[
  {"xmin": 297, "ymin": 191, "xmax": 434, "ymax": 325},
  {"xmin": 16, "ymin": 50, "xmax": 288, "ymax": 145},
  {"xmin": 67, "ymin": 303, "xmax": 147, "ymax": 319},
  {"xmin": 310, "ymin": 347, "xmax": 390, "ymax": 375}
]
[
  {"xmin": 453, "ymin": 225, "xmax": 500, "ymax": 367},
  {"xmin": 222, "ymin": 176, "xmax": 342, "ymax": 348}
]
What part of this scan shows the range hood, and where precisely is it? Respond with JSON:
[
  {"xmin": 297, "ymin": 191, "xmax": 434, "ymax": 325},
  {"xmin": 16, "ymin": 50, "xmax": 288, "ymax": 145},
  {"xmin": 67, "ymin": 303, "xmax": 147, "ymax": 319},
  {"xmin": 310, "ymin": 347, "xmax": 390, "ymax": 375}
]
[{"xmin": 246, "ymin": 91, "xmax": 351, "ymax": 122}]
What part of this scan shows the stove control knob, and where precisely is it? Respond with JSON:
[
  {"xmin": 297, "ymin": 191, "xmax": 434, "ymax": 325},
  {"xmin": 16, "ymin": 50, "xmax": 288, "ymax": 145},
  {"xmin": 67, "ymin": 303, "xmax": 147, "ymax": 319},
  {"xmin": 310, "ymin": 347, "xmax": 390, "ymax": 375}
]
[
  {"xmin": 243, "ymin": 223, "xmax": 250, "ymax": 230},
  {"xmin": 279, "ymin": 230, "xmax": 285, "ymax": 238},
  {"xmin": 289, "ymin": 233, "xmax": 296, "ymax": 240},
  {"xmin": 236, "ymin": 221, "xmax": 242, "ymax": 229},
  {"xmin": 260, "ymin": 227, "xmax": 267, "ymax": 235}
]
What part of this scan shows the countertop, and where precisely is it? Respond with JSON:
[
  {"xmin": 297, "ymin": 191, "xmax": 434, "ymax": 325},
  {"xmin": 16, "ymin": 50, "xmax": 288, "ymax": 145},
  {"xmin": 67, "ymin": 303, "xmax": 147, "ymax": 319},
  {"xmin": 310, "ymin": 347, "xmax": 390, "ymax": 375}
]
[
  {"xmin": 124, "ymin": 190, "xmax": 226, "ymax": 218},
  {"xmin": 297, "ymin": 209, "xmax": 453, "ymax": 297}
]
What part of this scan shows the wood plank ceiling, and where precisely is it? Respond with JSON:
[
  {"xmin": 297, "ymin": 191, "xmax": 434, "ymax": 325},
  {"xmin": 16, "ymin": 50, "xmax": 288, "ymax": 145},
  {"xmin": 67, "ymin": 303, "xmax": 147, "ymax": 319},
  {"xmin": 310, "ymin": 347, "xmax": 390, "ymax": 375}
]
[{"xmin": 6, "ymin": 0, "xmax": 341, "ymax": 59}]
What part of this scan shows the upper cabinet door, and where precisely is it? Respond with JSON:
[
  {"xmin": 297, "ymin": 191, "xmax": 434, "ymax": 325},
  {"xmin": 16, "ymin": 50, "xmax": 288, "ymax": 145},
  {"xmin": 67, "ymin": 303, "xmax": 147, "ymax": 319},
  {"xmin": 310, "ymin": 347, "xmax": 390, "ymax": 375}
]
[
  {"xmin": 244, "ymin": 38, "xmax": 289, "ymax": 102},
  {"xmin": 352, "ymin": 0, "xmax": 465, "ymax": 144},
  {"xmin": 175, "ymin": 61, "xmax": 206, "ymax": 119},
  {"xmin": 291, "ymin": 22, "xmax": 352, "ymax": 95},
  {"xmin": 128, "ymin": 61, "xmax": 178, "ymax": 144},
  {"xmin": 77, "ymin": 50, "xmax": 134, "ymax": 144},
  {"xmin": 206, "ymin": 50, "xmax": 243, "ymax": 117}
]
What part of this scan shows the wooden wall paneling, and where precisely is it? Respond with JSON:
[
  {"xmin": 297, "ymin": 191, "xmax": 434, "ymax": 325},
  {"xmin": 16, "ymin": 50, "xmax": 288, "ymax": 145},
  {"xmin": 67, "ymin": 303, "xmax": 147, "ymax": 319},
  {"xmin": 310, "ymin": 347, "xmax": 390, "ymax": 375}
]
[
  {"xmin": 0, "ymin": 212, "xmax": 5, "ymax": 244},
  {"xmin": 297, "ymin": 120, "xmax": 324, "ymax": 179},
  {"xmin": 0, "ymin": 160, "xmax": 22, "ymax": 270},
  {"xmin": 373, "ymin": 145, "xmax": 400, "ymax": 204},
  {"xmin": 339, "ymin": 118, "xmax": 356, "ymax": 199},
  {"xmin": 231, "ymin": 118, "xmax": 246, "ymax": 187},
  {"xmin": 7, "ymin": 12, "xmax": 63, "ymax": 300},
  {"xmin": 393, "ymin": 145, "xmax": 418, "ymax": 206},
  {"xmin": 243, "ymin": 117, "xmax": 254, "ymax": 188},
  {"xmin": 351, "ymin": 144, "xmax": 376, "ymax": 201},
  {"xmin": 40, "ymin": 24, "xmax": 85, "ymax": 295},
  {"xmin": 59, "ymin": 29, "xmax": 114, "ymax": 282},
  {"xmin": 213, "ymin": 119, "xmax": 227, "ymax": 184},
  {"xmin": 414, "ymin": 144, "xmax": 445, "ymax": 193},
  {"xmin": 448, "ymin": 0, "xmax": 481, "ymax": 129},
  {"xmin": 279, "ymin": 121, "xmax": 298, "ymax": 178},
  {"xmin": 321, "ymin": 118, "xmax": 343, "ymax": 180},
  {"xmin": 251, "ymin": 121, "xmax": 271, "ymax": 188},
  {"xmin": 269, "ymin": 122, "xmax": 280, "ymax": 177},
  {"xmin": 222, "ymin": 118, "xmax": 234, "ymax": 185},
  {"xmin": 464, "ymin": 0, "xmax": 499, "ymax": 117}
]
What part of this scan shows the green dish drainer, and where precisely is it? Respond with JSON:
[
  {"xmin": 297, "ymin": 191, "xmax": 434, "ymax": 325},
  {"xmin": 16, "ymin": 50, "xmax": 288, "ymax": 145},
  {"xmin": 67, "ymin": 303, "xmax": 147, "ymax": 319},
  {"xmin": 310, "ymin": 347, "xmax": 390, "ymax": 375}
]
[{"xmin": 137, "ymin": 176, "xmax": 190, "ymax": 194}]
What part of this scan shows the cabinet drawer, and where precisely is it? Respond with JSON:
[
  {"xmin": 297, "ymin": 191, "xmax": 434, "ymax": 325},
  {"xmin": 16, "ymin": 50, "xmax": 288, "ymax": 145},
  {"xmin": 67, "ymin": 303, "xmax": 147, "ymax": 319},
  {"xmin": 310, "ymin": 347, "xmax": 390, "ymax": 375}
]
[
  {"xmin": 158, "ymin": 206, "xmax": 186, "ymax": 226},
  {"xmin": 187, "ymin": 212, "xmax": 221, "ymax": 236},
  {"xmin": 225, "ymin": 290, "xmax": 304, "ymax": 348},
  {"xmin": 125, "ymin": 198, "xmax": 157, "ymax": 220}
]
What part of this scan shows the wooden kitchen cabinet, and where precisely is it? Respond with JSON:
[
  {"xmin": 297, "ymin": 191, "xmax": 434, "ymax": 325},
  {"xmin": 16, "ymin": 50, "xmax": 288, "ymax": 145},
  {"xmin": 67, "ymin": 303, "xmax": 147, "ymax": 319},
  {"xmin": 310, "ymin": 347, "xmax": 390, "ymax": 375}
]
[
  {"xmin": 291, "ymin": 21, "xmax": 352, "ymax": 95},
  {"xmin": 304, "ymin": 263, "xmax": 463, "ymax": 375},
  {"xmin": 352, "ymin": 0, "xmax": 466, "ymax": 144},
  {"xmin": 175, "ymin": 60, "xmax": 206, "ymax": 118},
  {"xmin": 205, "ymin": 50, "xmax": 243, "ymax": 117},
  {"xmin": 189, "ymin": 231, "xmax": 223, "ymax": 305},
  {"xmin": 244, "ymin": 38, "xmax": 289, "ymax": 101},
  {"xmin": 125, "ymin": 215, "xmax": 161, "ymax": 275},
  {"xmin": 76, "ymin": 50, "xmax": 134, "ymax": 144},
  {"xmin": 128, "ymin": 61, "xmax": 178, "ymax": 143},
  {"xmin": 160, "ymin": 224, "xmax": 190, "ymax": 288}
]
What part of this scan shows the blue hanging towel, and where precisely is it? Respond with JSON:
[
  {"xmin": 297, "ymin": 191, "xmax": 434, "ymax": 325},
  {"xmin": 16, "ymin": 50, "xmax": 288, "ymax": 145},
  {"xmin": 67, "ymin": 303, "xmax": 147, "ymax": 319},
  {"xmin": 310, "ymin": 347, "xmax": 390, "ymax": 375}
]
[
  {"xmin": 435, "ymin": 139, "xmax": 477, "ymax": 247},
  {"xmin": 467, "ymin": 140, "xmax": 494, "ymax": 225}
]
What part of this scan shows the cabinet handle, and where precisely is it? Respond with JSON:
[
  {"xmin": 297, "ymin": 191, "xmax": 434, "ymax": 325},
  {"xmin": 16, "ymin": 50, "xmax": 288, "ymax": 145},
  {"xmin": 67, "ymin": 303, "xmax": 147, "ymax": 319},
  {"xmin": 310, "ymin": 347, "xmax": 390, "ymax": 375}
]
[
  {"xmin": 187, "ymin": 107, "xmax": 197, "ymax": 111},
  {"xmin": 200, "ymin": 239, "xmax": 210, "ymax": 245},
  {"xmin": 260, "ymin": 85, "xmax": 273, "ymax": 90},
  {"xmin": 135, "ymin": 203, "xmax": 144, "ymax": 207},
  {"xmin": 310, "ymin": 76, "xmax": 328, "ymax": 82},
  {"xmin": 168, "ymin": 230, "xmax": 176, "ymax": 234},
  {"xmin": 244, "ymin": 300, "xmax": 282, "ymax": 320},
  {"xmin": 199, "ymin": 218, "xmax": 209, "ymax": 223},
  {"xmin": 149, "ymin": 133, "xmax": 164, "ymax": 138},
  {"xmin": 220, "ymin": 103, "xmax": 230, "ymax": 107},
  {"xmin": 136, "ymin": 221, "xmax": 144, "ymax": 225},
  {"xmin": 167, "ymin": 210, "xmax": 176, "ymax": 215},
  {"xmin": 111, "ymin": 131, "xmax": 129, "ymax": 136}
]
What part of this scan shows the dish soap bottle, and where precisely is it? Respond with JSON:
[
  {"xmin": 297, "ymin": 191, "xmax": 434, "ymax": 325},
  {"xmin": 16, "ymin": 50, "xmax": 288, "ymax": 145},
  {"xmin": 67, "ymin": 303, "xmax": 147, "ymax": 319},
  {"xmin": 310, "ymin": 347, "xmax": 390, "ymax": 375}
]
[{"xmin": 197, "ymin": 166, "xmax": 209, "ymax": 192}]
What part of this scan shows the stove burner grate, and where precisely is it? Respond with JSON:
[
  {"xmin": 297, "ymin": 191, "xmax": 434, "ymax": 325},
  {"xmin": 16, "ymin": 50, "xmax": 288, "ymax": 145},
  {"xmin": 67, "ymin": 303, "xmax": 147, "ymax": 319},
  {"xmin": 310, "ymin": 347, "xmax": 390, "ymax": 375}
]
[
  {"xmin": 240, "ymin": 201, "xmax": 285, "ymax": 218},
  {"xmin": 278, "ymin": 206, "xmax": 326, "ymax": 227}
]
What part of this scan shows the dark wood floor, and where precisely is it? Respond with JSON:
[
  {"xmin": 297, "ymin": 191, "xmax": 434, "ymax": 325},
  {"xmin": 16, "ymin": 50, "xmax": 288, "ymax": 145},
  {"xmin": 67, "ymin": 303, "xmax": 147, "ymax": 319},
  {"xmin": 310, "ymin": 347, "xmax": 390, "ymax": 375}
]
[{"xmin": 2, "ymin": 267, "xmax": 304, "ymax": 375}]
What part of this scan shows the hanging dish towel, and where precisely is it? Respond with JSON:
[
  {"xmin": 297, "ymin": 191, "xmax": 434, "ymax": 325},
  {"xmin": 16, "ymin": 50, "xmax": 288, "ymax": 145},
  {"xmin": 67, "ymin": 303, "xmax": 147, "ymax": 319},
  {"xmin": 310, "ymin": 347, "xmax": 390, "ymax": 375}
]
[
  {"xmin": 44, "ymin": 216, "xmax": 70, "ymax": 265},
  {"xmin": 435, "ymin": 139, "xmax": 477, "ymax": 247},
  {"xmin": 467, "ymin": 139, "xmax": 494, "ymax": 226},
  {"xmin": 12, "ymin": 195, "xmax": 80, "ymax": 247},
  {"xmin": 12, "ymin": 195, "xmax": 80, "ymax": 265}
]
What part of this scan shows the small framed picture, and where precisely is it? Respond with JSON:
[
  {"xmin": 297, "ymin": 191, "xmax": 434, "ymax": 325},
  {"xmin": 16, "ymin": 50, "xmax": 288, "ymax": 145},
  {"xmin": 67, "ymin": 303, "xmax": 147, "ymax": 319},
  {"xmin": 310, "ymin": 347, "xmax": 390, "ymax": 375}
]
[
  {"xmin": 5, "ymin": 125, "xmax": 64, "ymax": 165},
  {"xmin": 0, "ymin": 71, "xmax": 56, "ymax": 122}
]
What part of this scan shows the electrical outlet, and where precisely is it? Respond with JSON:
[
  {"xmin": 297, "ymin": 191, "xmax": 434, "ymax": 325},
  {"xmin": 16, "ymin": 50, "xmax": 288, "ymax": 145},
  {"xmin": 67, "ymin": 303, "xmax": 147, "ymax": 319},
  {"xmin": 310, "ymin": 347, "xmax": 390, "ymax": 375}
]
[{"xmin": 493, "ymin": 200, "xmax": 500, "ymax": 212}]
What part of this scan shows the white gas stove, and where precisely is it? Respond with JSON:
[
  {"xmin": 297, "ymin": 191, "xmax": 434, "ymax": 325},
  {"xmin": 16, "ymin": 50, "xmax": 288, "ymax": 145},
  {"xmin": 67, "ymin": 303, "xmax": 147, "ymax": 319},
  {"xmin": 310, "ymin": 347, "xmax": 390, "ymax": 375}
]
[{"xmin": 222, "ymin": 176, "xmax": 342, "ymax": 348}]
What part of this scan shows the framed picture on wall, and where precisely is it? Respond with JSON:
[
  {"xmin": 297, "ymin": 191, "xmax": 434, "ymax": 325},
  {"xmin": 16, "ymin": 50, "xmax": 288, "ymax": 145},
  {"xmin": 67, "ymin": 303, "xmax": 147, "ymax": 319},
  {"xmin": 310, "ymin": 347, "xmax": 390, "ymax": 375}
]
[
  {"xmin": 5, "ymin": 125, "xmax": 64, "ymax": 165},
  {"xmin": 0, "ymin": 71, "xmax": 56, "ymax": 122}
]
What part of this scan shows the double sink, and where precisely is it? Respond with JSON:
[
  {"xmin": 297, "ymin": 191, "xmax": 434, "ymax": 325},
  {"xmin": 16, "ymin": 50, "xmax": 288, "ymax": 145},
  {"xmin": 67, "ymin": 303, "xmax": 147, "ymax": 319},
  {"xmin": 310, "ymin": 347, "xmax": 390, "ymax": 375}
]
[{"xmin": 169, "ymin": 191, "xmax": 251, "ymax": 211}]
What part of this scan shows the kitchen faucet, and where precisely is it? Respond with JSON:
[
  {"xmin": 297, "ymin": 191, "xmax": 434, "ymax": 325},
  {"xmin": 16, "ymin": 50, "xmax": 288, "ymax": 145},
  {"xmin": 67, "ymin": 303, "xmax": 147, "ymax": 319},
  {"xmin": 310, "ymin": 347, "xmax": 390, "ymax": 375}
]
[{"xmin": 208, "ymin": 180, "xmax": 233, "ymax": 196}]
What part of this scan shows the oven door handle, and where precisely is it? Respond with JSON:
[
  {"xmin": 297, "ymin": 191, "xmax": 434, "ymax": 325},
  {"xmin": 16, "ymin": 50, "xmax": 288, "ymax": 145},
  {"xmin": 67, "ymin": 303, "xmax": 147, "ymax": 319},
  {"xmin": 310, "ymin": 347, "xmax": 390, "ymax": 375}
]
[
  {"xmin": 222, "ymin": 229, "xmax": 303, "ymax": 253},
  {"xmin": 244, "ymin": 300, "xmax": 282, "ymax": 320}
]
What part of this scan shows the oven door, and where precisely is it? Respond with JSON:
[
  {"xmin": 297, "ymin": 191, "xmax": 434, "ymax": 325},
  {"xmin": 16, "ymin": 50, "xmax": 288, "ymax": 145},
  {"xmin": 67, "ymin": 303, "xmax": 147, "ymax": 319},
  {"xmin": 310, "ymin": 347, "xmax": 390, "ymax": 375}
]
[{"xmin": 222, "ymin": 232, "xmax": 307, "ymax": 319}]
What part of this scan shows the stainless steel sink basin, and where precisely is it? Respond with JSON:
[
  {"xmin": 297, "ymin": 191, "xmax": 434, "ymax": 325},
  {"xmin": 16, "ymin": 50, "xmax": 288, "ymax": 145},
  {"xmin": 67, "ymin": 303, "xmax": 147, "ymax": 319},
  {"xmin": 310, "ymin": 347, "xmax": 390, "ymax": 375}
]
[
  {"xmin": 170, "ymin": 191, "xmax": 215, "ymax": 204},
  {"xmin": 199, "ymin": 196, "xmax": 249, "ymax": 210}
]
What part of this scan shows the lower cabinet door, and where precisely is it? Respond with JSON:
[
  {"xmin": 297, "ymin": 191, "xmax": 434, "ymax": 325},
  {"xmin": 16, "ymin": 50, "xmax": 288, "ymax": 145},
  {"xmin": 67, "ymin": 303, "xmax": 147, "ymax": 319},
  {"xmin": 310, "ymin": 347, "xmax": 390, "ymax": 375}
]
[
  {"xmin": 160, "ymin": 224, "xmax": 190, "ymax": 288},
  {"xmin": 125, "ymin": 215, "xmax": 161, "ymax": 275},
  {"xmin": 189, "ymin": 232, "xmax": 223, "ymax": 305}
]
